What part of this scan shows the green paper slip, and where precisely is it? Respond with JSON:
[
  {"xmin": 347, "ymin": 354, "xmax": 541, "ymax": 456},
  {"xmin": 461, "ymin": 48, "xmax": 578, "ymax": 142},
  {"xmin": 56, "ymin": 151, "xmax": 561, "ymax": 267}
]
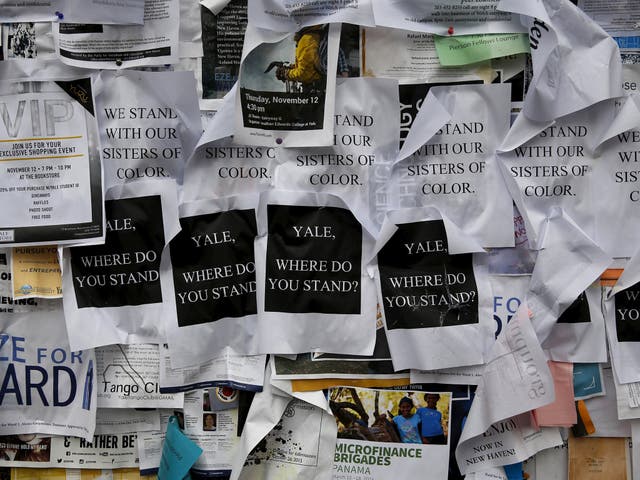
[{"xmin": 434, "ymin": 33, "xmax": 530, "ymax": 66}]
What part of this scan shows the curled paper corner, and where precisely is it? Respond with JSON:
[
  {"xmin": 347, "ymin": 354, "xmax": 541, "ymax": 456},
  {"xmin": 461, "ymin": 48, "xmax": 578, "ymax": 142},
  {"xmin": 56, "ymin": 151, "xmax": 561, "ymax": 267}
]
[
  {"xmin": 472, "ymin": 65, "xmax": 499, "ymax": 84},
  {"xmin": 199, "ymin": 0, "xmax": 232, "ymax": 16}
]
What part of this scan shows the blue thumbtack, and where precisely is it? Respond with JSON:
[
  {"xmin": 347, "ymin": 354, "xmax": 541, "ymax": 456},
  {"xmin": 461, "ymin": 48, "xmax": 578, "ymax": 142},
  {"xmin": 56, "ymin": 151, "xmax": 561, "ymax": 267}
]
[
  {"xmin": 55, "ymin": 11, "xmax": 64, "ymax": 20},
  {"xmin": 275, "ymin": 137, "xmax": 283, "ymax": 145}
]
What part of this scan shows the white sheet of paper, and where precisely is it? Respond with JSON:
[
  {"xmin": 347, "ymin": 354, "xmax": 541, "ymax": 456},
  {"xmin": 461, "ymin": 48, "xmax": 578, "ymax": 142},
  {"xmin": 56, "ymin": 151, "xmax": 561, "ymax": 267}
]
[
  {"xmin": 0, "ymin": 310, "xmax": 97, "ymax": 441},
  {"xmin": 159, "ymin": 345, "xmax": 266, "ymax": 393},
  {"xmin": 234, "ymin": 23, "xmax": 339, "ymax": 147},
  {"xmin": 62, "ymin": 180, "xmax": 180, "ymax": 351},
  {"xmin": 162, "ymin": 195, "xmax": 262, "ymax": 365},
  {"xmin": 455, "ymin": 304, "xmax": 555, "ymax": 474},
  {"xmin": 249, "ymin": 0, "xmax": 375, "ymax": 31},
  {"xmin": 457, "ymin": 414, "xmax": 562, "ymax": 475},
  {"xmin": 393, "ymin": 83, "xmax": 514, "ymax": 248},
  {"xmin": 498, "ymin": 0, "xmax": 622, "ymax": 122},
  {"xmin": 497, "ymin": 100, "xmax": 618, "ymax": 251},
  {"xmin": 526, "ymin": 209, "xmax": 611, "ymax": 348},
  {"xmin": 606, "ymin": 251, "xmax": 640, "ymax": 384},
  {"xmin": 275, "ymin": 77, "xmax": 399, "ymax": 237},
  {"xmin": 255, "ymin": 190, "xmax": 377, "ymax": 355},
  {"xmin": 374, "ymin": 0, "xmax": 526, "ymax": 36},
  {"xmin": 95, "ymin": 70, "xmax": 202, "ymax": 190},
  {"xmin": 374, "ymin": 208, "xmax": 493, "ymax": 371},
  {"xmin": 58, "ymin": 0, "xmax": 145, "ymax": 24},
  {"xmin": 53, "ymin": 0, "xmax": 179, "ymax": 69}
]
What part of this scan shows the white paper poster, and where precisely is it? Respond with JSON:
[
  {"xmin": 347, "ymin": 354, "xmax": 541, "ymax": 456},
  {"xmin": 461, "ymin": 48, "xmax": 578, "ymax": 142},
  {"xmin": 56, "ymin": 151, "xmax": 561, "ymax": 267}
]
[
  {"xmin": 249, "ymin": 0, "xmax": 375, "ymax": 31},
  {"xmin": 455, "ymin": 305, "xmax": 556, "ymax": 473},
  {"xmin": 497, "ymin": 98, "xmax": 622, "ymax": 251},
  {"xmin": 0, "ymin": 310, "xmax": 97, "ymax": 441},
  {"xmin": 95, "ymin": 70, "xmax": 202, "ymax": 189},
  {"xmin": 255, "ymin": 190, "xmax": 377, "ymax": 355},
  {"xmin": 159, "ymin": 345, "xmax": 265, "ymax": 394},
  {"xmin": 374, "ymin": 209, "xmax": 493, "ymax": 371},
  {"xmin": 275, "ymin": 77, "xmax": 399, "ymax": 235},
  {"xmin": 234, "ymin": 23, "xmax": 339, "ymax": 147},
  {"xmin": 163, "ymin": 195, "xmax": 262, "ymax": 366},
  {"xmin": 373, "ymin": 0, "xmax": 527, "ymax": 36},
  {"xmin": 456, "ymin": 414, "xmax": 562, "ymax": 476},
  {"xmin": 393, "ymin": 83, "xmax": 513, "ymax": 248},
  {"xmin": 53, "ymin": 0, "xmax": 179, "ymax": 69},
  {"xmin": 62, "ymin": 180, "xmax": 180, "ymax": 351},
  {"xmin": 498, "ymin": 0, "xmax": 621, "ymax": 122},
  {"xmin": 330, "ymin": 386, "xmax": 451, "ymax": 480},
  {"xmin": 95, "ymin": 344, "xmax": 183, "ymax": 409},
  {"xmin": 0, "ymin": 80, "xmax": 103, "ymax": 246}
]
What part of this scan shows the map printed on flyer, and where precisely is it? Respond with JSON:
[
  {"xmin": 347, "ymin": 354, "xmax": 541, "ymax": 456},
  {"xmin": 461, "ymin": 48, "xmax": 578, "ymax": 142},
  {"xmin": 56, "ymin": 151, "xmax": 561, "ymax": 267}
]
[
  {"xmin": 0, "ymin": 80, "xmax": 103, "ymax": 246},
  {"xmin": 96, "ymin": 344, "xmax": 183, "ymax": 409}
]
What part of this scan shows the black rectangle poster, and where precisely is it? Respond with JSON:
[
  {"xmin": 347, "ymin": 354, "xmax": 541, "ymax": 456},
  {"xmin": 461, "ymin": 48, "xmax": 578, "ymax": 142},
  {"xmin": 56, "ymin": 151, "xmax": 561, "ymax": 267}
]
[
  {"xmin": 378, "ymin": 219, "xmax": 478, "ymax": 329},
  {"xmin": 69, "ymin": 195, "xmax": 165, "ymax": 308},
  {"xmin": 265, "ymin": 204, "xmax": 361, "ymax": 314},
  {"xmin": 170, "ymin": 209, "xmax": 258, "ymax": 327}
]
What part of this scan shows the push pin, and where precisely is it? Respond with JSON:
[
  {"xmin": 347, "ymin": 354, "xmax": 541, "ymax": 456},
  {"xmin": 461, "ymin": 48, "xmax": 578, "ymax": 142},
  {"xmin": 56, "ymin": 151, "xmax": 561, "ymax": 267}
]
[
  {"xmin": 55, "ymin": 11, "xmax": 64, "ymax": 20},
  {"xmin": 275, "ymin": 137, "xmax": 283, "ymax": 145},
  {"xmin": 115, "ymin": 59, "xmax": 123, "ymax": 66},
  {"xmin": 448, "ymin": 26, "xmax": 454, "ymax": 35}
]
